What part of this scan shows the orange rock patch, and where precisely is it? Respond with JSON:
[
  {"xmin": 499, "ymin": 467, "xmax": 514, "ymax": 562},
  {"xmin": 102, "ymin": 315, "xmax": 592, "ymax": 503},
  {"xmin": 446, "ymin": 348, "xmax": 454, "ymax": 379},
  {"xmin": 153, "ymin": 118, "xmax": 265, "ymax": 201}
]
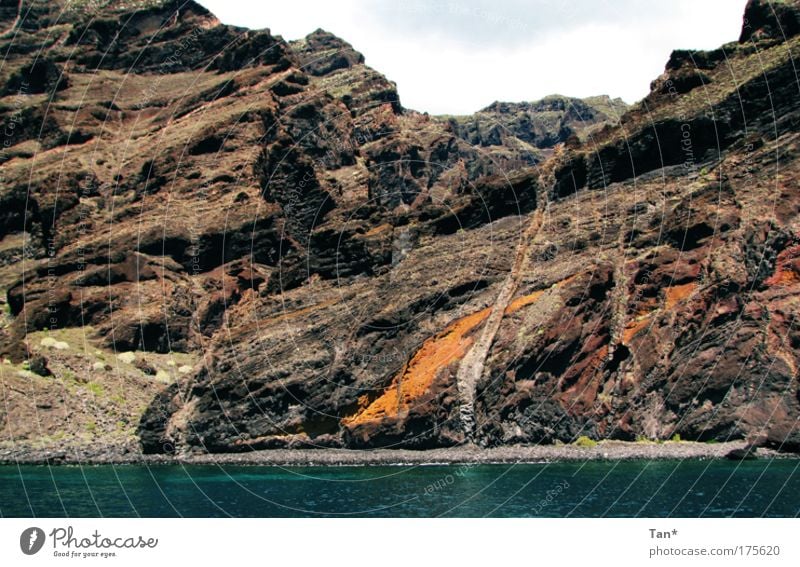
[
  {"xmin": 505, "ymin": 290, "xmax": 545, "ymax": 313},
  {"xmin": 622, "ymin": 315, "xmax": 653, "ymax": 345},
  {"xmin": 664, "ymin": 282, "xmax": 697, "ymax": 310},
  {"xmin": 505, "ymin": 273, "xmax": 577, "ymax": 313},
  {"xmin": 343, "ymin": 275, "xmax": 575, "ymax": 427},
  {"xmin": 764, "ymin": 245, "xmax": 800, "ymax": 287},
  {"xmin": 342, "ymin": 307, "xmax": 491, "ymax": 426},
  {"xmin": 622, "ymin": 283, "xmax": 696, "ymax": 344},
  {"xmin": 766, "ymin": 268, "xmax": 800, "ymax": 286},
  {"xmin": 362, "ymin": 223, "xmax": 392, "ymax": 238}
]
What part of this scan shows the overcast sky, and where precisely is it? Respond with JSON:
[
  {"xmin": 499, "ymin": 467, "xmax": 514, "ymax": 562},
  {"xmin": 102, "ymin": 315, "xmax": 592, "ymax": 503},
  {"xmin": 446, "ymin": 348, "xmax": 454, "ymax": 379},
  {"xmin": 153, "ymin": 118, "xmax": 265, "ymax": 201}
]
[{"xmin": 198, "ymin": 0, "xmax": 748, "ymax": 115}]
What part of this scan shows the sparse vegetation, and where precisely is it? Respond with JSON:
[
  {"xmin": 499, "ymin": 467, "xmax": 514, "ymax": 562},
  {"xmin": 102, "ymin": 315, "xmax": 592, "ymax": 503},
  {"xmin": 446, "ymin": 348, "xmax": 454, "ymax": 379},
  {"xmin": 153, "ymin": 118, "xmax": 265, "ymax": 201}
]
[
  {"xmin": 117, "ymin": 352, "xmax": 136, "ymax": 364},
  {"xmin": 597, "ymin": 392, "xmax": 612, "ymax": 405},
  {"xmin": 1, "ymin": 319, "xmax": 191, "ymax": 454},
  {"xmin": 574, "ymin": 436, "xmax": 597, "ymax": 448}
]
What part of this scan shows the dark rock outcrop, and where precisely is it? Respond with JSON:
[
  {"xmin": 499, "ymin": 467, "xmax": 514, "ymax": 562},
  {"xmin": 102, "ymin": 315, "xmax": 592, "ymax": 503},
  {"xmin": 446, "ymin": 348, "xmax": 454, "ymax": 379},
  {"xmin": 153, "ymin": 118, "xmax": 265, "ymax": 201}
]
[{"xmin": 447, "ymin": 95, "xmax": 628, "ymax": 167}]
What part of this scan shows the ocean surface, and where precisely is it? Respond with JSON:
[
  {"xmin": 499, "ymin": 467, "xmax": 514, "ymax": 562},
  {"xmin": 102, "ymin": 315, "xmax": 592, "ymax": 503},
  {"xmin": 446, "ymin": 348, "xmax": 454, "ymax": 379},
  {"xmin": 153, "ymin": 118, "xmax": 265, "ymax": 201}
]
[{"xmin": 1, "ymin": 459, "xmax": 798, "ymax": 517}]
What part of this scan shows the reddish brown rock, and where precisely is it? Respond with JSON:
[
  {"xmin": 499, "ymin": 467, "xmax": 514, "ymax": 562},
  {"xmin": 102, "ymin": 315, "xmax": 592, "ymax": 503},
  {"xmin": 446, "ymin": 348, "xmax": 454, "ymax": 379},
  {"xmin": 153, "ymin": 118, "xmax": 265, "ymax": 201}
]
[{"xmin": 0, "ymin": 0, "xmax": 798, "ymax": 455}]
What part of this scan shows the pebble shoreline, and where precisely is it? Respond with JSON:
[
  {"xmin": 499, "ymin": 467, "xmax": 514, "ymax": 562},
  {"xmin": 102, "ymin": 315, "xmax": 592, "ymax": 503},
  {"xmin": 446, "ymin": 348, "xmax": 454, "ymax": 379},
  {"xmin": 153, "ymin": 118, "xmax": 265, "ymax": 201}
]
[{"xmin": 1, "ymin": 441, "xmax": 797, "ymax": 466}]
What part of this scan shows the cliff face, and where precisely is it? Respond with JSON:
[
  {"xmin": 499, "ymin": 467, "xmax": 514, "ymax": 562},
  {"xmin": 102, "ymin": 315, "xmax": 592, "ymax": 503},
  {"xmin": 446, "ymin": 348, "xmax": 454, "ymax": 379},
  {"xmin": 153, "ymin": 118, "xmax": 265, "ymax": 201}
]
[
  {"xmin": 1, "ymin": 0, "xmax": 799, "ymax": 455},
  {"xmin": 447, "ymin": 95, "xmax": 628, "ymax": 165}
]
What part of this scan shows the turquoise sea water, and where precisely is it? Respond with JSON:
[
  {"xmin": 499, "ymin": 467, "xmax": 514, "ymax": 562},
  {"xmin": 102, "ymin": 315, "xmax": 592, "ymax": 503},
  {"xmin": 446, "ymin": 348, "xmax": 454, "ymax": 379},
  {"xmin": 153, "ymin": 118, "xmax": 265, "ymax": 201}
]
[{"xmin": 1, "ymin": 460, "xmax": 798, "ymax": 517}]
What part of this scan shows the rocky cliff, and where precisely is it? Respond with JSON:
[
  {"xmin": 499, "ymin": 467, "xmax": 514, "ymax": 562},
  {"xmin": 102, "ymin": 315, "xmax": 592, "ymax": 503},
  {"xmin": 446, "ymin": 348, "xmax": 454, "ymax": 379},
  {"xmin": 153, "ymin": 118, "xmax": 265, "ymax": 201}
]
[
  {"xmin": 446, "ymin": 95, "xmax": 628, "ymax": 165},
  {"xmin": 1, "ymin": 0, "xmax": 799, "ymax": 456}
]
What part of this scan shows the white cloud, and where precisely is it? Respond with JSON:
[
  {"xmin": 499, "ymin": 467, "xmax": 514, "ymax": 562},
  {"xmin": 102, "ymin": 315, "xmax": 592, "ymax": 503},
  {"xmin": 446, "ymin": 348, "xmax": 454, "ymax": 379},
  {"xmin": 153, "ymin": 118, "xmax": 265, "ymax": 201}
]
[{"xmin": 197, "ymin": 0, "xmax": 748, "ymax": 114}]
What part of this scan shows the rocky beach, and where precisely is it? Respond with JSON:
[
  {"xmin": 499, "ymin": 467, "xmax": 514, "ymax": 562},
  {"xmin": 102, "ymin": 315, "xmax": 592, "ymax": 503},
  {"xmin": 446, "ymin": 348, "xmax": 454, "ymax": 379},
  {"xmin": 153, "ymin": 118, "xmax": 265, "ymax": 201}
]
[{"xmin": 1, "ymin": 440, "xmax": 795, "ymax": 466}]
